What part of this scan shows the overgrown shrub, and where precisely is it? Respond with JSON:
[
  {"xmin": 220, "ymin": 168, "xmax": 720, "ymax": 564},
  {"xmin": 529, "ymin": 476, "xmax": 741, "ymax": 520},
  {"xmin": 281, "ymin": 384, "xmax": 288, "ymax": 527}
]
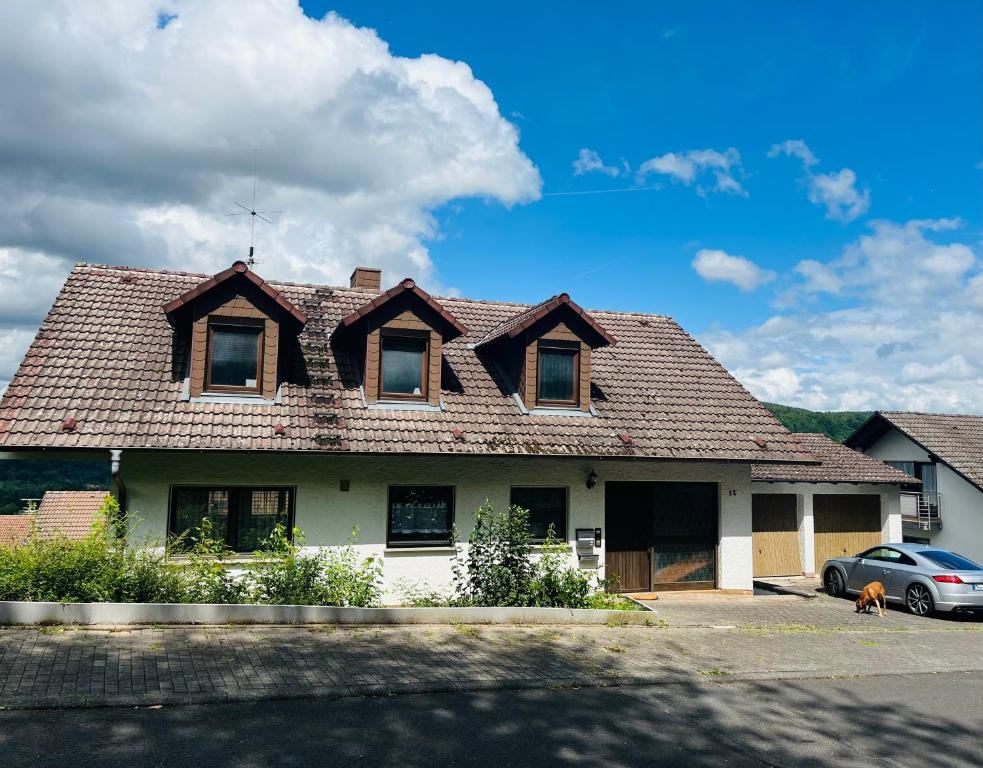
[
  {"xmin": 251, "ymin": 525, "xmax": 382, "ymax": 607},
  {"xmin": 0, "ymin": 499, "xmax": 382, "ymax": 607},
  {"xmin": 449, "ymin": 501, "xmax": 605, "ymax": 609}
]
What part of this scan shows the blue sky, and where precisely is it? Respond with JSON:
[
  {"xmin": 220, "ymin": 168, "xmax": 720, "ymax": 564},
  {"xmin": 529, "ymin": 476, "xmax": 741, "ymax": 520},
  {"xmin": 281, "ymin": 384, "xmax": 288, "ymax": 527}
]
[{"xmin": 0, "ymin": 1, "xmax": 980, "ymax": 411}]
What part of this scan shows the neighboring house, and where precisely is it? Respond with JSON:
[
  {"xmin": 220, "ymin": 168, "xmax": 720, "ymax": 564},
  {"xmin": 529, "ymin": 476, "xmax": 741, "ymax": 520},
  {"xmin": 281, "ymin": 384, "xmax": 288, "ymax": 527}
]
[
  {"xmin": 751, "ymin": 433, "xmax": 912, "ymax": 577},
  {"xmin": 34, "ymin": 490, "xmax": 106, "ymax": 540},
  {"xmin": 0, "ymin": 260, "xmax": 895, "ymax": 599},
  {"xmin": 0, "ymin": 515, "xmax": 31, "ymax": 547},
  {"xmin": 847, "ymin": 412, "xmax": 983, "ymax": 565}
]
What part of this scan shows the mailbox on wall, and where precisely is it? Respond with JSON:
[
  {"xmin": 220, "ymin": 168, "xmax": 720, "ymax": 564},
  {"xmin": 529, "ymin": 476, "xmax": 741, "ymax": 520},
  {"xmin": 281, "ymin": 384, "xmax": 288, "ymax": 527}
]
[{"xmin": 576, "ymin": 528, "xmax": 602, "ymax": 560}]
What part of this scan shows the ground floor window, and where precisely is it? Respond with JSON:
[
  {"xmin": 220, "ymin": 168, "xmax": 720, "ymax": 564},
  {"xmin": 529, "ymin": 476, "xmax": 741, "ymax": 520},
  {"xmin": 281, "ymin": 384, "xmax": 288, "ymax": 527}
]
[
  {"xmin": 387, "ymin": 486, "xmax": 454, "ymax": 547},
  {"xmin": 510, "ymin": 486, "xmax": 568, "ymax": 542},
  {"xmin": 169, "ymin": 486, "xmax": 294, "ymax": 552}
]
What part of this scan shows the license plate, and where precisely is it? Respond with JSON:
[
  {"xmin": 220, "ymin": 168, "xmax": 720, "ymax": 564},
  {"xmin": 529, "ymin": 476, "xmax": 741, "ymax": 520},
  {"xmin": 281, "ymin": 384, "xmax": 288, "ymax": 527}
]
[{"xmin": 974, "ymin": 584, "xmax": 983, "ymax": 591}]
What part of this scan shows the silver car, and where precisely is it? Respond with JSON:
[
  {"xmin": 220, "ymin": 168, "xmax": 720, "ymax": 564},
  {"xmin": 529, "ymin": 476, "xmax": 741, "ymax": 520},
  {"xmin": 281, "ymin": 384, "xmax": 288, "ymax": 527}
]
[{"xmin": 822, "ymin": 543, "xmax": 983, "ymax": 616}]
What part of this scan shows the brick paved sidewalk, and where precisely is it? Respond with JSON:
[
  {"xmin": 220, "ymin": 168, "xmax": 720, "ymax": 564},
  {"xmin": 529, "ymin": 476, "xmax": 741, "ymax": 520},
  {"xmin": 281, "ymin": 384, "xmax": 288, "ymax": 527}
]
[{"xmin": 2, "ymin": 595, "xmax": 981, "ymax": 710}]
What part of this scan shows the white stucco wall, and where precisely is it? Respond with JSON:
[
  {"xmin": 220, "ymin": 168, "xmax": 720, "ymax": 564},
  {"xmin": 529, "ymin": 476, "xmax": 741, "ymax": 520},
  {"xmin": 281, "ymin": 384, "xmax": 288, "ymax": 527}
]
[
  {"xmin": 120, "ymin": 451, "xmax": 755, "ymax": 600},
  {"xmin": 751, "ymin": 482, "xmax": 902, "ymax": 576},
  {"xmin": 862, "ymin": 429, "xmax": 983, "ymax": 564}
]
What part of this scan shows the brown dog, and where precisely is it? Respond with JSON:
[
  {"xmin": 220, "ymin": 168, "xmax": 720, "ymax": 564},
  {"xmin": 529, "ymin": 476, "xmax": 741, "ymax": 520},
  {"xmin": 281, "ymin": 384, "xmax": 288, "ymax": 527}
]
[{"xmin": 856, "ymin": 581, "xmax": 887, "ymax": 617}]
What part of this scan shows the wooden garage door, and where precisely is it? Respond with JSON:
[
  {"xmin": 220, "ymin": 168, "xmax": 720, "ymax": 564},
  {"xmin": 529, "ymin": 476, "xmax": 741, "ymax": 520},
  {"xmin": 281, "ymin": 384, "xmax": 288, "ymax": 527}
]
[
  {"xmin": 814, "ymin": 495, "xmax": 881, "ymax": 567},
  {"xmin": 752, "ymin": 494, "xmax": 800, "ymax": 577}
]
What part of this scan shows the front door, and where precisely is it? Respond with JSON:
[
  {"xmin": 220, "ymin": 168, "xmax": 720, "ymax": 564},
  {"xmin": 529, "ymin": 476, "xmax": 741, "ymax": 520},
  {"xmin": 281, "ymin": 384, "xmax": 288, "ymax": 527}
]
[{"xmin": 605, "ymin": 482, "xmax": 718, "ymax": 592}]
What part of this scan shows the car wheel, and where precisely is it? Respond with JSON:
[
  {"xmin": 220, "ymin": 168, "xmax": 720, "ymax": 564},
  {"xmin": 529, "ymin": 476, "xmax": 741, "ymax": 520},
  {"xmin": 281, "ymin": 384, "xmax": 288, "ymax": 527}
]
[
  {"xmin": 906, "ymin": 583, "xmax": 934, "ymax": 616},
  {"xmin": 824, "ymin": 568, "xmax": 845, "ymax": 598}
]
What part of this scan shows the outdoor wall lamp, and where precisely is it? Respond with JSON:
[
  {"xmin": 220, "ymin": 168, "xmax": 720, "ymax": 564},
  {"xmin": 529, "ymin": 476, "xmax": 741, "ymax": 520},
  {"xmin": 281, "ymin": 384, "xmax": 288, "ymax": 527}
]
[{"xmin": 586, "ymin": 469, "xmax": 598, "ymax": 489}]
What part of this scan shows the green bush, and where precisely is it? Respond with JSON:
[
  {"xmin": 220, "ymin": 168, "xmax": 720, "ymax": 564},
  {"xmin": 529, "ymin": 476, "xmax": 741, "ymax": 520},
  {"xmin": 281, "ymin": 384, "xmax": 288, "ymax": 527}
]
[
  {"xmin": 0, "ymin": 500, "xmax": 383, "ymax": 607},
  {"xmin": 448, "ymin": 501, "xmax": 609, "ymax": 609},
  {"xmin": 251, "ymin": 525, "xmax": 382, "ymax": 607}
]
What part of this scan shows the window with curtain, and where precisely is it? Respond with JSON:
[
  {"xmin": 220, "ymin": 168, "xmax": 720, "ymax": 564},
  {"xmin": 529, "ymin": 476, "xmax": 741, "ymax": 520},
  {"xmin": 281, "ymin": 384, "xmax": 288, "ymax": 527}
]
[
  {"xmin": 169, "ymin": 486, "xmax": 293, "ymax": 552},
  {"xmin": 537, "ymin": 344, "xmax": 578, "ymax": 404},
  {"xmin": 387, "ymin": 486, "xmax": 454, "ymax": 547},
  {"xmin": 380, "ymin": 334, "xmax": 427, "ymax": 398},
  {"xmin": 207, "ymin": 324, "xmax": 262, "ymax": 392},
  {"xmin": 510, "ymin": 486, "xmax": 568, "ymax": 542}
]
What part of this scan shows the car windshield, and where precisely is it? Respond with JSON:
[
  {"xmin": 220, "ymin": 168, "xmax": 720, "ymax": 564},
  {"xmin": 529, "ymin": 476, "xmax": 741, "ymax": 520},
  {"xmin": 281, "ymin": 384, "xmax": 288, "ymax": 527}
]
[{"xmin": 920, "ymin": 550, "xmax": 982, "ymax": 571}]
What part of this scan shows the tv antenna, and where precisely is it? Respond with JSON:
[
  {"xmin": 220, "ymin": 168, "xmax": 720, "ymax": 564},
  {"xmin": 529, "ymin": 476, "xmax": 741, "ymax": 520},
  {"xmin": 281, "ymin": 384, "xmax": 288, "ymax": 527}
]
[{"xmin": 225, "ymin": 148, "xmax": 282, "ymax": 268}]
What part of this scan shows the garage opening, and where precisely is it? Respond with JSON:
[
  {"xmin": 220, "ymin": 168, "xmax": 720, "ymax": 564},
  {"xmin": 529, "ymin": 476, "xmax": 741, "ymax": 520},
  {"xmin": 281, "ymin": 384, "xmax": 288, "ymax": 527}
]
[
  {"xmin": 605, "ymin": 482, "xmax": 718, "ymax": 592},
  {"xmin": 814, "ymin": 494, "xmax": 881, "ymax": 567},
  {"xmin": 752, "ymin": 494, "xmax": 801, "ymax": 577}
]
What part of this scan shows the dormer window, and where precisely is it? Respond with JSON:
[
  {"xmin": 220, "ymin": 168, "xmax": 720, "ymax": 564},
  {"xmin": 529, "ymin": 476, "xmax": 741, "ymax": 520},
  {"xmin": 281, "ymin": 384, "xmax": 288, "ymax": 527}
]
[
  {"xmin": 336, "ymin": 277, "xmax": 467, "ymax": 408},
  {"xmin": 207, "ymin": 322, "xmax": 263, "ymax": 394},
  {"xmin": 162, "ymin": 261, "xmax": 308, "ymax": 402},
  {"xmin": 380, "ymin": 331, "xmax": 429, "ymax": 400},
  {"xmin": 474, "ymin": 292, "xmax": 615, "ymax": 414},
  {"xmin": 537, "ymin": 341, "xmax": 579, "ymax": 406}
]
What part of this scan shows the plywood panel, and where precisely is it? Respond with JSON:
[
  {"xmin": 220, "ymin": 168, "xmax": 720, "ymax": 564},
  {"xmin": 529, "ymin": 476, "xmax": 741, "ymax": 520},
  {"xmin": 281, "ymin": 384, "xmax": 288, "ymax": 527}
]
[
  {"xmin": 814, "ymin": 494, "xmax": 881, "ymax": 567},
  {"xmin": 752, "ymin": 494, "xmax": 800, "ymax": 577}
]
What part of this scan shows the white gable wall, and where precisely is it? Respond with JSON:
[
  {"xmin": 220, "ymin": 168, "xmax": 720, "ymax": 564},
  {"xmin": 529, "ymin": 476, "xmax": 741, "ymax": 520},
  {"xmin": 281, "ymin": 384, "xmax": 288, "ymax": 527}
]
[{"xmin": 863, "ymin": 427, "xmax": 983, "ymax": 565}]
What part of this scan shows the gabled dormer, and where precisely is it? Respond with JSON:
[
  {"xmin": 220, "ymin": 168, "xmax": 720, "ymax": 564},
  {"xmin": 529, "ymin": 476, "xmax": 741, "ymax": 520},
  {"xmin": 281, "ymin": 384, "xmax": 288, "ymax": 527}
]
[
  {"xmin": 475, "ymin": 293, "xmax": 615, "ymax": 414},
  {"xmin": 163, "ymin": 261, "xmax": 307, "ymax": 402},
  {"xmin": 337, "ymin": 272, "xmax": 467, "ymax": 407}
]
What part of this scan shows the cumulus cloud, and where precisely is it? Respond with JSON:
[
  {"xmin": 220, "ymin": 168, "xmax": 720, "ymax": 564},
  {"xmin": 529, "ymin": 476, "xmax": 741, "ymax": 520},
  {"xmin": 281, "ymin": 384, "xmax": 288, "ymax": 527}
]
[
  {"xmin": 571, "ymin": 148, "xmax": 621, "ymax": 177},
  {"xmin": 691, "ymin": 249, "xmax": 776, "ymax": 292},
  {"xmin": 768, "ymin": 139, "xmax": 869, "ymax": 222},
  {"xmin": 0, "ymin": 0, "xmax": 541, "ymax": 391},
  {"xmin": 701, "ymin": 219, "xmax": 983, "ymax": 412},
  {"xmin": 637, "ymin": 147, "xmax": 746, "ymax": 196}
]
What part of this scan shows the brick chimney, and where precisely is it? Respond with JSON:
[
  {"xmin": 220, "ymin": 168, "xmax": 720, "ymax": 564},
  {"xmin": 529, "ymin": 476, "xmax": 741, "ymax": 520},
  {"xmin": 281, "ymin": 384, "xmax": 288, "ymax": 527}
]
[{"xmin": 349, "ymin": 267, "xmax": 382, "ymax": 290}]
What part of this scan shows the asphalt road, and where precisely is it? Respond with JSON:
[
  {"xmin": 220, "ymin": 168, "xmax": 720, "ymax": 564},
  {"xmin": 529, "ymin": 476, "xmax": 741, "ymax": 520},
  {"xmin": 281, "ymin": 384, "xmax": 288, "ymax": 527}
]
[{"xmin": 1, "ymin": 672, "xmax": 981, "ymax": 768}]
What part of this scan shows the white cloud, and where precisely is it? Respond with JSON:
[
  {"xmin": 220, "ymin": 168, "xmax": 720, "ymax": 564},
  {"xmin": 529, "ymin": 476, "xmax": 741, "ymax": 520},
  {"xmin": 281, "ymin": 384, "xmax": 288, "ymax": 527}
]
[
  {"xmin": 701, "ymin": 219, "xmax": 983, "ymax": 412},
  {"xmin": 692, "ymin": 249, "xmax": 776, "ymax": 292},
  {"xmin": 768, "ymin": 139, "xmax": 869, "ymax": 222},
  {"xmin": 808, "ymin": 168, "xmax": 870, "ymax": 222},
  {"xmin": 572, "ymin": 148, "xmax": 621, "ymax": 177},
  {"xmin": 638, "ymin": 147, "xmax": 746, "ymax": 196},
  {"xmin": 0, "ymin": 0, "xmax": 541, "ymax": 385}
]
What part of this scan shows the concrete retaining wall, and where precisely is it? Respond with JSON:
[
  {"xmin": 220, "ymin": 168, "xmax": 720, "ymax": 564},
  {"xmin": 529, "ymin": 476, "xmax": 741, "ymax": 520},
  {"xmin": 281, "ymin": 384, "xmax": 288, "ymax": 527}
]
[{"xmin": 0, "ymin": 600, "xmax": 653, "ymax": 626}]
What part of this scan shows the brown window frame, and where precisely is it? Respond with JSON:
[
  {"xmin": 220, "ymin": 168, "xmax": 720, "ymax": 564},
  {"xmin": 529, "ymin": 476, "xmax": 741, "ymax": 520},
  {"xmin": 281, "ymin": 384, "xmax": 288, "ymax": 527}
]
[
  {"xmin": 386, "ymin": 485, "xmax": 455, "ymax": 548},
  {"xmin": 167, "ymin": 485, "xmax": 295, "ymax": 553},
  {"xmin": 535, "ymin": 340, "xmax": 580, "ymax": 408},
  {"xmin": 379, "ymin": 328, "xmax": 430, "ymax": 402},
  {"xmin": 510, "ymin": 486, "xmax": 569, "ymax": 544},
  {"xmin": 204, "ymin": 319, "xmax": 265, "ymax": 395}
]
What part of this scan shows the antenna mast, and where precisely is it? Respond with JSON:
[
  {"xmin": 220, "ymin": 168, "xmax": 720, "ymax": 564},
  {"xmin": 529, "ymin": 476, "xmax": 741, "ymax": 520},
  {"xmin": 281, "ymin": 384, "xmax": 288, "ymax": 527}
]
[{"xmin": 225, "ymin": 148, "xmax": 282, "ymax": 268}]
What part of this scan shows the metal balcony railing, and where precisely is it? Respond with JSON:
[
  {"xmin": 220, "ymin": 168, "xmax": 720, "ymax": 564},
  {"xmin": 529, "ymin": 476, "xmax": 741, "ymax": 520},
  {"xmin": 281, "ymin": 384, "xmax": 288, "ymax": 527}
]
[{"xmin": 901, "ymin": 491, "xmax": 942, "ymax": 531}]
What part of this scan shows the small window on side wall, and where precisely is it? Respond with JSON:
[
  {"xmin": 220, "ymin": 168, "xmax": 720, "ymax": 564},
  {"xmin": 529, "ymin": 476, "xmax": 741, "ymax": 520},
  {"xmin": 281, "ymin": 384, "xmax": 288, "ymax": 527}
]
[
  {"xmin": 537, "ymin": 342, "xmax": 579, "ymax": 406},
  {"xmin": 510, "ymin": 486, "xmax": 568, "ymax": 543},
  {"xmin": 388, "ymin": 485, "xmax": 454, "ymax": 547},
  {"xmin": 169, "ymin": 486, "xmax": 293, "ymax": 553},
  {"xmin": 206, "ymin": 322, "xmax": 263, "ymax": 394},
  {"xmin": 380, "ymin": 332, "xmax": 428, "ymax": 400}
]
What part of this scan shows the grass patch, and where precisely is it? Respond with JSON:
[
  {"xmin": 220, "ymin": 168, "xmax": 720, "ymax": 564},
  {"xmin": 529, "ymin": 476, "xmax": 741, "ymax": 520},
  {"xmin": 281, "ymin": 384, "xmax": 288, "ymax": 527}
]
[
  {"xmin": 605, "ymin": 643, "xmax": 624, "ymax": 653},
  {"xmin": 858, "ymin": 639, "xmax": 882, "ymax": 647},
  {"xmin": 454, "ymin": 624, "xmax": 480, "ymax": 639},
  {"xmin": 700, "ymin": 668, "xmax": 730, "ymax": 677},
  {"xmin": 146, "ymin": 641, "xmax": 164, "ymax": 652}
]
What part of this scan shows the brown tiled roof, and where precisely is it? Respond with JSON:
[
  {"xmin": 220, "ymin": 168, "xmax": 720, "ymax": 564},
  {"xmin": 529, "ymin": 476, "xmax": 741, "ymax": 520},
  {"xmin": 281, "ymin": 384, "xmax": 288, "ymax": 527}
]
[
  {"xmin": 475, "ymin": 293, "xmax": 616, "ymax": 348},
  {"xmin": 338, "ymin": 277, "xmax": 467, "ymax": 340},
  {"xmin": 850, "ymin": 412, "xmax": 983, "ymax": 492},
  {"xmin": 752, "ymin": 433, "xmax": 916, "ymax": 484},
  {"xmin": 163, "ymin": 260, "xmax": 308, "ymax": 326},
  {"xmin": 0, "ymin": 263, "xmax": 813, "ymax": 463},
  {"xmin": 0, "ymin": 515, "xmax": 31, "ymax": 547},
  {"xmin": 35, "ymin": 491, "xmax": 107, "ymax": 540}
]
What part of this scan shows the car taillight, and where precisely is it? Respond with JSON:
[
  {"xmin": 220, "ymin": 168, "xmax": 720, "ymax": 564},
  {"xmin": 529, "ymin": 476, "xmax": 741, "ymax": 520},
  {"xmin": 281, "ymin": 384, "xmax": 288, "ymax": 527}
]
[{"xmin": 932, "ymin": 574, "xmax": 964, "ymax": 584}]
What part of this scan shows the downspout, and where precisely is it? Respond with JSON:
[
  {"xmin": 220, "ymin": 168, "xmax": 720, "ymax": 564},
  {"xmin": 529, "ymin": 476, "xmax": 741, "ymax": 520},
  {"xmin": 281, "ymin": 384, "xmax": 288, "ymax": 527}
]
[{"xmin": 110, "ymin": 448, "xmax": 127, "ymax": 516}]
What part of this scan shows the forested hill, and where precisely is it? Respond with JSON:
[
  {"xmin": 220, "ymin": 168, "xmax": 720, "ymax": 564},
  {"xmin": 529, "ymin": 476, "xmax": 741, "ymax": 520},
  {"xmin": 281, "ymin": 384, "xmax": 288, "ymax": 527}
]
[
  {"xmin": 0, "ymin": 460, "xmax": 109, "ymax": 516},
  {"xmin": 764, "ymin": 403, "xmax": 872, "ymax": 443}
]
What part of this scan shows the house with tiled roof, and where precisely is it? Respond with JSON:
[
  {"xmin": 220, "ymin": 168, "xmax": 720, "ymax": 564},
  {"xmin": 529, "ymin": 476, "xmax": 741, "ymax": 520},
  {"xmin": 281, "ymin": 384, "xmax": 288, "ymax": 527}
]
[
  {"xmin": 0, "ymin": 515, "xmax": 31, "ymax": 547},
  {"xmin": 0, "ymin": 261, "xmax": 908, "ymax": 597},
  {"xmin": 34, "ymin": 491, "xmax": 107, "ymax": 540},
  {"xmin": 847, "ymin": 412, "xmax": 983, "ymax": 565}
]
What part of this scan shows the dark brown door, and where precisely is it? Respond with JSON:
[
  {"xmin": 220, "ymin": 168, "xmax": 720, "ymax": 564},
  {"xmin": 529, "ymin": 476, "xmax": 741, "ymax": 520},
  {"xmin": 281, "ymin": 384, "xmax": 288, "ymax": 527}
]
[
  {"xmin": 752, "ymin": 494, "xmax": 801, "ymax": 577},
  {"xmin": 604, "ymin": 483, "xmax": 652, "ymax": 592},
  {"xmin": 605, "ymin": 482, "xmax": 718, "ymax": 592}
]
